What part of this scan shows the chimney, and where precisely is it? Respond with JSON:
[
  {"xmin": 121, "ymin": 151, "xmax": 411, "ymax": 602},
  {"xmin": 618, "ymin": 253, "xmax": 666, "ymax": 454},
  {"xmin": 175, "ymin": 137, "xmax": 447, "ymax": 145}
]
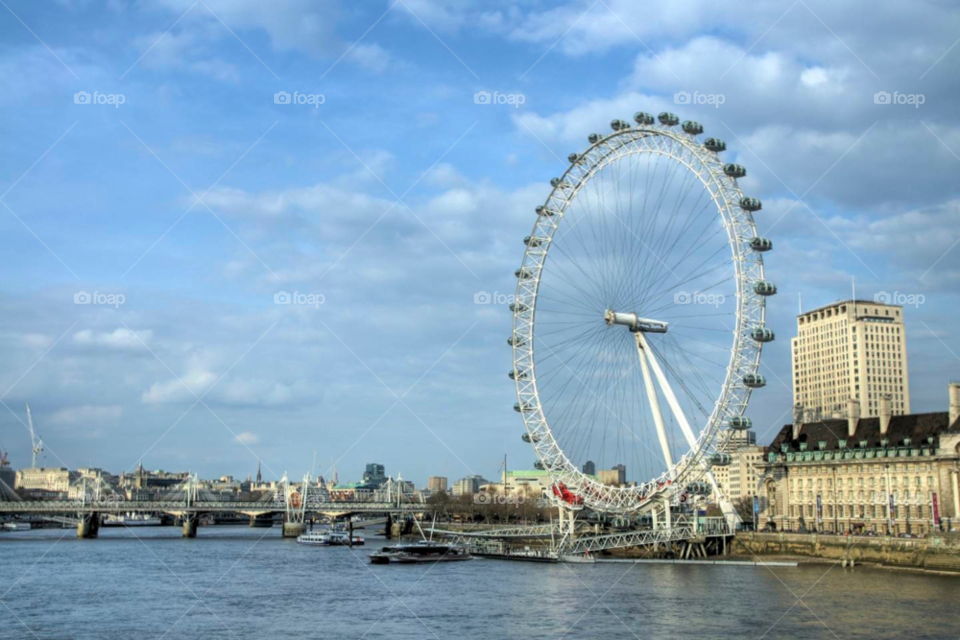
[
  {"xmin": 879, "ymin": 395, "xmax": 892, "ymax": 435},
  {"xmin": 792, "ymin": 403, "xmax": 803, "ymax": 441},
  {"xmin": 847, "ymin": 398, "xmax": 860, "ymax": 438},
  {"xmin": 950, "ymin": 382, "xmax": 960, "ymax": 427}
]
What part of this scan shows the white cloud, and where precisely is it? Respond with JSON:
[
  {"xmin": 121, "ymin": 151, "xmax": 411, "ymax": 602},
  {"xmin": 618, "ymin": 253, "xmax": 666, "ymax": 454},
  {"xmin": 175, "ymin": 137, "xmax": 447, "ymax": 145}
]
[
  {"xmin": 73, "ymin": 328, "xmax": 152, "ymax": 350},
  {"xmin": 49, "ymin": 405, "xmax": 123, "ymax": 425},
  {"xmin": 235, "ymin": 431, "xmax": 260, "ymax": 445}
]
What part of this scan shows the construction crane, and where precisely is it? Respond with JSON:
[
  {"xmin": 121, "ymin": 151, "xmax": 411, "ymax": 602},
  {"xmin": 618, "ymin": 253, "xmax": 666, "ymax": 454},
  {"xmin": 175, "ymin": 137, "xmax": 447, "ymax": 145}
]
[{"xmin": 25, "ymin": 402, "xmax": 43, "ymax": 469}]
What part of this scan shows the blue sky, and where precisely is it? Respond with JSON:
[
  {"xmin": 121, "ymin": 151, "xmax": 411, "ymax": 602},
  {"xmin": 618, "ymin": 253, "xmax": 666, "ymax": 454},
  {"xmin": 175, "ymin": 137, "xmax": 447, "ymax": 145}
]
[{"xmin": 1, "ymin": 0, "xmax": 959, "ymax": 487}]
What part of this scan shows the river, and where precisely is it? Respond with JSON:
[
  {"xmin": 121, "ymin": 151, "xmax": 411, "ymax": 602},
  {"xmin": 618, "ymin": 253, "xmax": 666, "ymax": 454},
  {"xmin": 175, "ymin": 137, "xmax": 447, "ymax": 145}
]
[{"xmin": 1, "ymin": 526, "xmax": 958, "ymax": 639}]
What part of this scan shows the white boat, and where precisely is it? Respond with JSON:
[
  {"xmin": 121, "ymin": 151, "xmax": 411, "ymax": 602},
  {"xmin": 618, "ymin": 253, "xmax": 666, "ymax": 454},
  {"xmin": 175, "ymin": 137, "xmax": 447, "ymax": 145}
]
[
  {"xmin": 0, "ymin": 522, "xmax": 30, "ymax": 532},
  {"xmin": 102, "ymin": 514, "xmax": 162, "ymax": 527},
  {"xmin": 560, "ymin": 553, "xmax": 597, "ymax": 564},
  {"xmin": 297, "ymin": 529, "xmax": 364, "ymax": 546}
]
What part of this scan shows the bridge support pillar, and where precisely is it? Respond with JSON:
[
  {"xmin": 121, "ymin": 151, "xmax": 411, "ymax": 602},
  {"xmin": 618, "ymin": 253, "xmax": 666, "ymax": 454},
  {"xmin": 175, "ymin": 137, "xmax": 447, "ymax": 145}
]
[
  {"xmin": 283, "ymin": 522, "xmax": 306, "ymax": 538},
  {"xmin": 77, "ymin": 514, "xmax": 100, "ymax": 539},
  {"xmin": 384, "ymin": 513, "xmax": 393, "ymax": 539},
  {"xmin": 182, "ymin": 515, "xmax": 198, "ymax": 538}
]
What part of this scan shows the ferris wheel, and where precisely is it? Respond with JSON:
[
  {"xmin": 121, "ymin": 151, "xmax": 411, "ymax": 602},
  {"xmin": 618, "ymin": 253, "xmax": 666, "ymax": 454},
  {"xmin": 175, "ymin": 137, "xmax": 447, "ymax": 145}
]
[{"xmin": 509, "ymin": 112, "xmax": 776, "ymax": 515}]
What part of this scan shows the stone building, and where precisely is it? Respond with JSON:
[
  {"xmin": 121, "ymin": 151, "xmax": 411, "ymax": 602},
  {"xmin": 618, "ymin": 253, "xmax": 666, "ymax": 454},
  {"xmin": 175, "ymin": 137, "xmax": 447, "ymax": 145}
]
[
  {"xmin": 712, "ymin": 430, "xmax": 765, "ymax": 504},
  {"xmin": 792, "ymin": 299, "xmax": 910, "ymax": 419},
  {"xmin": 758, "ymin": 385, "xmax": 960, "ymax": 535}
]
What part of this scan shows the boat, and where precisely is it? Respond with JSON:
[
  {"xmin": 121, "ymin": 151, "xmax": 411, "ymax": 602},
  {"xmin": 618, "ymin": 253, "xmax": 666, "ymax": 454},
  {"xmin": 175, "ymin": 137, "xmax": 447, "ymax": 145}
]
[
  {"xmin": 102, "ymin": 514, "xmax": 162, "ymax": 527},
  {"xmin": 297, "ymin": 529, "xmax": 364, "ymax": 546},
  {"xmin": 369, "ymin": 540, "xmax": 472, "ymax": 564},
  {"xmin": 0, "ymin": 522, "xmax": 30, "ymax": 532},
  {"xmin": 560, "ymin": 552, "xmax": 597, "ymax": 564}
]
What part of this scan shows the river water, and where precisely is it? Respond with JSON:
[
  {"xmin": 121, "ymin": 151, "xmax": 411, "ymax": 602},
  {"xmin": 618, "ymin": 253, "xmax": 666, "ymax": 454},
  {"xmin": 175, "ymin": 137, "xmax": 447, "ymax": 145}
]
[{"xmin": 1, "ymin": 526, "xmax": 958, "ymax": 639}]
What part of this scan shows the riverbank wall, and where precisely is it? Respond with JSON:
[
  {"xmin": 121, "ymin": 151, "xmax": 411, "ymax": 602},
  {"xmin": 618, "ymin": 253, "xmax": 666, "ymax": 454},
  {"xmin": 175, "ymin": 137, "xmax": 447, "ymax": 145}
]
[{"xmin": 733, "ymin": 532, "xmax": 960, "ymax": 573}]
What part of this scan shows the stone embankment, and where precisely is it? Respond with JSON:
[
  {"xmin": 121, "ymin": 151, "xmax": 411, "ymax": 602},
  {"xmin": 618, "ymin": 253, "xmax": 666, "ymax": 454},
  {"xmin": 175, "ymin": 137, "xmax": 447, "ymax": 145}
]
[{"xmin": 733, "ymin": 532, "xmax": 960, "ymax": 573}]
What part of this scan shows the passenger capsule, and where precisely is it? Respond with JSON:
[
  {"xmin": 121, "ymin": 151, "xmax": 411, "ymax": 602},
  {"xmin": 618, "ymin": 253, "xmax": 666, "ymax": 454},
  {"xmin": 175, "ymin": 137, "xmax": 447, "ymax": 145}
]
[
  {"xmin": 657, "ymin": 112, "xmax": 679, "ymax": 126},
  {"xmin": 742, "ymin": 374, "xmax": 766, "ymax": 389},
  {"xmin": 515, "ymin": 267, "xmax": 533, "ymax": 280},
  {"xmin": 550, "ymin": 178, "xmax": 569, "ymax": 188},
  {"xmin": 610, "ymin": 119, "xmax": 631, "ymax": 131},
  {"xmin": 751, "ymin": 328, "xmax": 776, "ymax": 343},
  {"xmin": 681, "ymin": 120, "xmax": 703, "ymax": 135},
  {"xmin": 727, "ymin": 416, "xmax": 754, "ymax": 430},
  {"xmin": 708, "ymin": 452, "xmax": 732, "ymax": 467},
  {"xmin": 509, "ymin": 301, "xmax": 528, "ymax": 313},
  {"xmin": 523, "ymin": 236, "xmax": 546, "ymax": 247},
  {"xmin": 724, "ymin": 164, "xmax": 747, "ymax": 179},
  {"xmin": 508, "ymin": 369, "xmax": 528, "ymax": 381},
  {"xmin": 749, "ymin": 237, "xmax": 773, "ymax": 252},
  {"xmin": 568, "ymin": 153, "xmax": 580, "ymax": 164},
  {"xmin": 536, "ymin": 205, "xmax": 560, "ymax": 217},
  {"xmin": 588, "ymin": 133, "xmax": 602, "ymax": 144},
  {"xmin": 740, "ymin": 197, "xmax": 762, "ymax": 212},
  {"xmin": 507, "ymin": 336, "xmax": 526, "ymax": 347},
  {"xmin": 754, "ymin": 281, "xmax": 777, "ymax": 296},
  {"xmin": 704, "ymin": 138, "xmax": 726, "ymax": 152},
  {"xmin": 686, "ymin": 482, "xmax": 710, "ymax": 496},
  {"xmin": 521, "ymin": 432, "xmax": 541, "ymax": 443},
  {"xmin": 533, "ymin": 460, "xmax": 545, "ymax": 470},
  {"xmin": 633, "ymin": 112, "xmax": 655, "ymax": 126},
  {"xmin": 514, "ymin": 402, "xmax": 534, "ymax": 413}
]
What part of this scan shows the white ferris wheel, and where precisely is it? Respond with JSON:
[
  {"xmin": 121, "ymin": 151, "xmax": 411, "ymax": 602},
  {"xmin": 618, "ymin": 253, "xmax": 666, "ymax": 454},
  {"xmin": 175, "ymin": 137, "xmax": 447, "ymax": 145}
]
[{"xmin": 510, "ymin": 111, "xmax": 776, "ymax": 516}]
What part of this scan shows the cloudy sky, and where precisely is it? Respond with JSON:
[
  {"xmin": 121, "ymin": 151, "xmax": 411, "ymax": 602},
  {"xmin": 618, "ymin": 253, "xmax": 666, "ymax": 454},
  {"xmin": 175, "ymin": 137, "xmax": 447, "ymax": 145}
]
[{"xmin": 1, "ymin": 0, "xmax": 959, "ymax": 487}]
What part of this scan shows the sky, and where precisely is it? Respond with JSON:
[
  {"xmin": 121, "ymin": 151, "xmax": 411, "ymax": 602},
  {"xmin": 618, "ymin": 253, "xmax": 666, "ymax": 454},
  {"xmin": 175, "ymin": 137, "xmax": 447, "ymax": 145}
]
[{"xmin": 1, "ymin": 0, "xmax": 959, "ymax": 488}]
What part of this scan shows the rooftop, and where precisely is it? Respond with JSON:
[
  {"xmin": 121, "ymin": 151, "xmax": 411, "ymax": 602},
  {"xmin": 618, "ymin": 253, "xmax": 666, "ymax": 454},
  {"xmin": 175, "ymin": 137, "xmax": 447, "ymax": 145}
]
[
  {"xmin": 767, "ymin": 411, "xmax": 959, "ymax": 454},
  {"xmin": 798, "ymin": 298, "xmax": 902, "ymax": 318}
]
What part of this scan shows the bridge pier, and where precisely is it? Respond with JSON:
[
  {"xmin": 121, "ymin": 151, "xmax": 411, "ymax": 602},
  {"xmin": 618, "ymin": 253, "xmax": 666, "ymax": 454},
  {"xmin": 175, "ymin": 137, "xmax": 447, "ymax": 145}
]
[
  {"xmin": 282, "ymin": 522, "xmax": 306, "ymax": 538},
  {"xmin": 77, "ymin": 514, "xmax": 100, "ymax": 539},
  {"xmin": 182, "ymin": 515, "xmax": 198, "ymax": 538},
  {"xmin": 384, "ymin": 513, "xmax": 393, "ymax": 539}
]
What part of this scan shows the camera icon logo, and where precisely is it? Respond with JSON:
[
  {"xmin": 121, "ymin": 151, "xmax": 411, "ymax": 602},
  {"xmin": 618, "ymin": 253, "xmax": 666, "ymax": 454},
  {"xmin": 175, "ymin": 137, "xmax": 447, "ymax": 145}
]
[
  {"xmin": 274, "ymin": 91, "xmax": 291, "ymax": 105},
  {"xmin": 274, "ymin": 291, "xmax": 291, "ymax": 304},
  {"xmin": 874, "ymin": 291, "xmax": 890, "ymax": 303},
  {"xmin": 474, "ymin": 291, "xmax": 491, "ymax": 304},
  {"xmin": 674, "ymin": 291, "xmax": 691, "ymax": 305},
  {"xmin": 74, "ymin": 91, "xmax": 91, "ymax": 105},
  {"xmin": 474, "ymin": 91, "xmax": 491, "ymax": 105},
  {"xmin": 674, "ymin": 91, "xmax": 691, "ymax": 105},
  {"xmin": 874, "ymin": 91, "xmax": 891, "ymax": 105},
  {"xmin": 474, "ymin": 492, "xmax": 491, "ymax": 504},
  {"xmin": 74, "ymin": 291, "xmax": 91, "ymax": 304}
]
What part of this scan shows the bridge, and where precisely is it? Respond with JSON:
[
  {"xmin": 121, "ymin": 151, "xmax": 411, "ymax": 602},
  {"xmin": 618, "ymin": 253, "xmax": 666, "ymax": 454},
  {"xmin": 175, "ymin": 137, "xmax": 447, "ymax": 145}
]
[{"xmin": 0, "ymin": 473, "xmax": 428, "ymax": 539}]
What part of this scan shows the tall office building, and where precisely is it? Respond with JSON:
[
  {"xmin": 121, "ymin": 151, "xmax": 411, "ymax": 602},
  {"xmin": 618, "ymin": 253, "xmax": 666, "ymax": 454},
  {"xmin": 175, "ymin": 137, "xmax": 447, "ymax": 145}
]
[
  {"xmin": 363, "ymin": 463, "xmax": 386, "ymax": 488},
  {"xmin": 582, "ymin": 460, "xmax": 596, "ymax": 476},
  {"xmin": 792, "ymin": 299, "xmax": 910, "ymax": 419},
  {"xmin": 427, "ymin": 476, "xmax": 448, "ymax": 493}
]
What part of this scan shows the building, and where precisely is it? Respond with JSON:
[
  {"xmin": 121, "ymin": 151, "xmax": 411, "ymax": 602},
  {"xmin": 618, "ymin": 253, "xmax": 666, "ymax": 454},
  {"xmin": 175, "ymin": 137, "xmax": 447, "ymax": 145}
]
[
  {"xmin": 597, "ymin": 464, "xmax": 627, "ymax": 487},
  {"xmin": 452, "ymin": 475, "xmax": 488, "ymax": 496},
  {"xmin": 582, "ymin": 460, "xmax": 596, "ymax": 476},
  {"xmin": 712, "ymin": 431, "xmax": 764, "ymax": 503},
  {"xmin": 792, "ymin": 299, "xmax": 910, "ymax": 419},
  {"xmin": 363, "ymin": 463, "xmax": 386, "ymax": 488},
  {"xmin": 758, "ymin": 384, "xmax": 960, "ymax": 536},
  {"xmin": 15, "ymin": 467, "xmax": 78, "ymax": 494},
  {"xmin": 427, "ymin": 476, "xmax": 448, "ymax": 493}
]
